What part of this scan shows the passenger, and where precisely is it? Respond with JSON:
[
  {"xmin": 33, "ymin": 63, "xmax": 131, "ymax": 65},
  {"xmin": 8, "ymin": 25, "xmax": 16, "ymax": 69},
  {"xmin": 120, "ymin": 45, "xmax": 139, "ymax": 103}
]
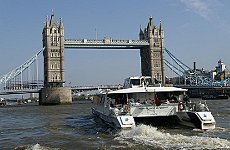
[
  {"xmin": 120, "ymin": 97, "xmax": 126, "ymax": 105},
  {"xmin": 117, "ymin": 98, "xmax": 121, "ymax": 104},
  {"xmin": 169, "ymin": 94, "xmax": 178, "ymax": 103},
  {"xmin": 142, "ymin": 99, "xmax": 148, "ymax": 104},
  {"xmin": 163, "ymin": 99, "xmax": 169, "ymax": 104},
  {"xmin": 178, "ymin": 101, "xmax": 185, "ymax": 111},
  {"xmin": 136, "ymin": 99, "xmax": 141, "ymax": 105},
  {"xmin": 183, "ymin": 94, "xmax": 189, "ymax": 104},
  {"xmin": 127, "ymin": 99, "xmax": 132, "ymax": 105},
  {"xmin": 154, "ymin": 95, "xmax": 161, "ymax": 106},
  {"xmin": 110, "ymin": 99, "xmax": 115, "ymax": 107}
]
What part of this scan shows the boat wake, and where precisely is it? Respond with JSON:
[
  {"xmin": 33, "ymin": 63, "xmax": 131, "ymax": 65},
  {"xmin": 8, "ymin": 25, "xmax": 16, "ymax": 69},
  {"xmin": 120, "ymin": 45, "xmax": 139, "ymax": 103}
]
[
  {"xmin": 15, "ymin": 143, "xmax": 60, "ymax": 150},
  {"xmin": 115, "ymin": 124, "xmax": 230, "ymax": 149}
]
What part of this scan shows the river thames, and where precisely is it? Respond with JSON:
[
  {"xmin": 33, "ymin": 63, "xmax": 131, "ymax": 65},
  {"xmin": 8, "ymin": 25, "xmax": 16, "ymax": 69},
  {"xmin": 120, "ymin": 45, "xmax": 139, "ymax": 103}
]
[{"xmin": 0, "ymin": 99, "xmax": 229, "ymax": 150}]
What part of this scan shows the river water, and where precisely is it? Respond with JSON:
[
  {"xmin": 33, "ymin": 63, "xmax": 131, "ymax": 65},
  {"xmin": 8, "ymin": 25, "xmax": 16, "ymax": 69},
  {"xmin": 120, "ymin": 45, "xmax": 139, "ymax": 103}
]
[{"xmin": 0, "ymin": 99, "xmax": 229, "ymax": 150}]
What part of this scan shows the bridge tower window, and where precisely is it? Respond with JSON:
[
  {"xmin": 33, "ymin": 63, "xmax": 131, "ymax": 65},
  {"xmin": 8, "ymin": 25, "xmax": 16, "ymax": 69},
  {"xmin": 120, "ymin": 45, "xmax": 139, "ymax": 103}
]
[
  {"xmin": 57, "ymin": 74, "xmax": 60, "ymax": 81},
  {"xmin": 54, "ymin": 63, "xmax": 57, "ymax": 69}
]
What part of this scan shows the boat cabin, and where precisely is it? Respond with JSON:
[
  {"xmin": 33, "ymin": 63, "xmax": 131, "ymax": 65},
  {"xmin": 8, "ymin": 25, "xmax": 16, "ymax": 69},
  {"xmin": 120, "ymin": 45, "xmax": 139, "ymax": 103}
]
[
  {"xmin": 95, "ymin": 86, "xmax": 187, "ymax": 108},
  {"xmin": 123, "ymin": 76, "xmax": 154, "ymax": 88}
]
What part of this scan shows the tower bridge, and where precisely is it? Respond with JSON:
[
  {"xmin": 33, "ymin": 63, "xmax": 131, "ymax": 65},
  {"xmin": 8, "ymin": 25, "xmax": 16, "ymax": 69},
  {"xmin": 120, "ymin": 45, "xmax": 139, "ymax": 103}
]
[
  {"xmin": 39, "ymin": 13, "xmax": 165, "ymax": 105},
  {"xmin": 1, "ymin": 13, "xmax": 230, "ymax": 104}
]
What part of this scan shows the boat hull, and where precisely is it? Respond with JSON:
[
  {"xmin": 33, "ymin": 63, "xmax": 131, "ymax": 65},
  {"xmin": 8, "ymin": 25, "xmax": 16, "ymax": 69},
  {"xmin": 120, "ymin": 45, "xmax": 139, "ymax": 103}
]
[
  {"xmin": 176, "ymin": 111, "xmax": 216, "ymax": 130},
  {"xmin": 92, "ymin": 107, "xmax": 135, "ymax": 129}
]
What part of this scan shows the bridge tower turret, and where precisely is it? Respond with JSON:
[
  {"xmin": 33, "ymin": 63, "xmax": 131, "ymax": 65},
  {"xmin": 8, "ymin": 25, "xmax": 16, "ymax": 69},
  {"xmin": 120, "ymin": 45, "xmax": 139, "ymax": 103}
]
[
  {"xmin": 140, "ymin": 17, "xmax": 165, "ymax": 85},
  {"xmin": 42, "ymin": 13, "xmax": 65, "ymax": 88},
  {"xmin": 40, "ymin": 13, "xmax": 72, "ymax": 105}
]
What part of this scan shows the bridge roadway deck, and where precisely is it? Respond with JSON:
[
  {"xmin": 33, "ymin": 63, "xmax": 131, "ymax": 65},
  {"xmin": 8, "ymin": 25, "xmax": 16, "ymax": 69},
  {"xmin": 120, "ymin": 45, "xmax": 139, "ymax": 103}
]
[
  {"xmin": 2, "ymin": 85, "xmax": 230, "ymax": 96},
  {"xmin": 176, "ymin": 85, "xmax": 230, "ymax": 98},
  {"xmin": 0, "ymin": 89, "xmax": 40, "ymax": 95},
  {"xmin": 176, "ymin": 85, "xmax": 230, "ymax": 89},
  {"xmin": 0, "ymin": 85, "xmax": 122, "ymax": 95}
]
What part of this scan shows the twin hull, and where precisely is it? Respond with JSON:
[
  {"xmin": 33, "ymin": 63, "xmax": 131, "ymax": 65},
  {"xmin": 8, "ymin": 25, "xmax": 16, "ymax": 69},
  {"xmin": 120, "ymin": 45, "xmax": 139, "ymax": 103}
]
[{"xmin": 92, "ymin": 104, "xmax": 216, "ymax": 130}]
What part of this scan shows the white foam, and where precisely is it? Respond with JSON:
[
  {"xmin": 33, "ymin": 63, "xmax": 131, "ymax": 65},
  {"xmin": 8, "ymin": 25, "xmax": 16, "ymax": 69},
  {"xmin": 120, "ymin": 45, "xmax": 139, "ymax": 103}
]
[
  {"xmin": 26, "ymin": 143, "xmax": 60, "ymax": 150},
  {"xmin": 115, "ymin": 124, "xmax": 230, "ymax": 149},
  {"xmin": 31, "ymin": 144, "xmax": 42, "ymax": 150},
  {"xmin": 26, "ymin": 144, "xmax": 42, "ymax": 150}
]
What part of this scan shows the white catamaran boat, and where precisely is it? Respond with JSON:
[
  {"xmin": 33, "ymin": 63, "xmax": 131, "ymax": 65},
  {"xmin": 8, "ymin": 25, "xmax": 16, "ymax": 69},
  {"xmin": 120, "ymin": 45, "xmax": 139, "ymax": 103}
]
[{"xmin": 92, "ymin": 76, "xmax": 216, "ymax": 130}]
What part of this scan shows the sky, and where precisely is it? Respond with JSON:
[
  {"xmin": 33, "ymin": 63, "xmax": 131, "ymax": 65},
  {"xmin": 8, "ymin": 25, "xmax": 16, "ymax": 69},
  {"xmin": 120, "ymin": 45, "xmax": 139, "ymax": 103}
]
[{"xmin": 0, "ymin": 0, "xmax": 230, "ymax": 86}]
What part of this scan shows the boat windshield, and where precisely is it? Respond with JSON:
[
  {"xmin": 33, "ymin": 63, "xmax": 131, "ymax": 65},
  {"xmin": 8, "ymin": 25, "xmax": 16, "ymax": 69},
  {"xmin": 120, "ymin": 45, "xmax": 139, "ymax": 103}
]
[{"xmin": 131, "ymin": 79, "xmax": 141, "ymax": 86}]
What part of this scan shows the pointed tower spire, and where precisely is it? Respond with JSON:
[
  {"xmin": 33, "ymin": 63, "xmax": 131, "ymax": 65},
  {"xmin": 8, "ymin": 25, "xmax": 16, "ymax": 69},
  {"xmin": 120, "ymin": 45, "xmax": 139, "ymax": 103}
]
[
  {"xmin": 159, "ymin": 20, "xmax": 164, "ymax": 38},
  {"xmin": 51, "ymin": 9, "xmax": 54, "ymax": 16},
  {"xmin": 50, "ymin": 10, "xmax": 57, "ymax": 27},
  {"xmin": 45, "ymin": 15, "xmax": 49, "ymax": 28},
  {"xmin": 148, "ymin": 16, "xmax": 154, "ymax": 30},
  {"xmin": 139, "ymin": 24, "xmax": 144, "ymax": 40},
  {"xmin": 159, "ymin": 20, "xmax": 163, "ymax": 32},
  {"xmin": 59, "ymin": 17, "xmax": 64, "ymax": 35},
  {"xmin": 147, "ymin": 16, "xmax": 154, "ymax": 40},
  {"xmin": 59, "ymin": 18, "xmax": 64, "ymax": 29},
  {"xmin": 43, "ymin": 15, "xmax": 50, "ymax": 37}
]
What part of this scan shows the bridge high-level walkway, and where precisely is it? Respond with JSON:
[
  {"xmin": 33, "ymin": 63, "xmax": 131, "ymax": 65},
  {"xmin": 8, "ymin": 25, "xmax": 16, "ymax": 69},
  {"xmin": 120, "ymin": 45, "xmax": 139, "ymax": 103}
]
[{"xmin": 64, "ymin": 38, "xmax": 149, "ymax": 49}]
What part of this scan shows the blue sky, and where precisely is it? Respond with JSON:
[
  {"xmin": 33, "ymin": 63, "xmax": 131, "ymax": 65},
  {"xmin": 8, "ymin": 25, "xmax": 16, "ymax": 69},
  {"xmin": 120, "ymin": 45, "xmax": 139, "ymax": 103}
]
[{"xmin": 0, "ymin": 0, "xmax": 230, "ymax": 86}]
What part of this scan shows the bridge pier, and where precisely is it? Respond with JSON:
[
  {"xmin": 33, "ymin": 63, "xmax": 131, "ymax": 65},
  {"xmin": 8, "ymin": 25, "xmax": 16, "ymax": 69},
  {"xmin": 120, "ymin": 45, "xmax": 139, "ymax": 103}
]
[{"xmin": 39, "ymin": 87, "xmax": 72, "ymax": 105}]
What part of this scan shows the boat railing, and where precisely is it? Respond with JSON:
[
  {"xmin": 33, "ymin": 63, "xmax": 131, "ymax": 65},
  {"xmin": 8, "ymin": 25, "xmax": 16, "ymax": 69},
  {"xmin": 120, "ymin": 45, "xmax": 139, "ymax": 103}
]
[
  {"xmin": 196, "ymin": 101, "xmax": 210, "ymax": 112},
  {"xmin": 110, "ymin": 104, "xmax": 130, "ymax": 115},
  {"xmin": 185, "ymin": 101, "xmax": 209, "ymax": 112},
  {"xmin": 186, "ymin": 102, "xmax": 196, "ymax": 111}
]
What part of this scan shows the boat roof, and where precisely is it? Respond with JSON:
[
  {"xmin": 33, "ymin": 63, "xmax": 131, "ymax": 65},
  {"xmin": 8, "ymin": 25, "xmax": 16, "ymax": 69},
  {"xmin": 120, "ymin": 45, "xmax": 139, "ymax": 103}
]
[
  {"xmin": 126, "ymin": 76, "xmax": 151, "ymax": 79},
  {"xmin": 108, "ymin": 86, "xmax": 187, "ymax": 94}
]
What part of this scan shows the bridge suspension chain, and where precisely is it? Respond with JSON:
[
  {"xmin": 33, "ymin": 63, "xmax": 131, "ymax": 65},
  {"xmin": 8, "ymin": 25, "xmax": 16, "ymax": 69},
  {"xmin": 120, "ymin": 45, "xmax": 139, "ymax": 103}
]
[{"xmin": 0, "ymin": 48, "xmax": 44, "ymax": 86}]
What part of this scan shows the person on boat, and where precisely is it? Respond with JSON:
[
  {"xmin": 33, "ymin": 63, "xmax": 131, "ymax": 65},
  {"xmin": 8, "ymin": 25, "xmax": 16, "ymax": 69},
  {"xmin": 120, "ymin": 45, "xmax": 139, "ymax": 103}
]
[
  {"xmin": 135, "ymin": 99, "xmax": 141, "ymax": 105},
  {"xmin": 183, "ymin": 94, "xmax": 189, "ymax": 104},
  {"xmin": 169, "ymin": 94, "xmax": 178, "ymax": 103},
  {"xmin": 154, "ymin": 95, "xmax": 161, "ymax": 106},
  {"xmin": 110, "ymin": 98, "xmax": 115, "ymax": 107},
  {"xmin": 115, "ymin": 98, "xmax": 121, "ymax": 105},
  {"xmin": 163, "ymin": 99, "xmax": 170, "ymax": 104},
  {"xmin": 178, "ymin": 101, "xmax": 186, "ymax": 111},
  {"xmin": 120, "ymin": 97, "xmax": 126, "ymax": 106}
]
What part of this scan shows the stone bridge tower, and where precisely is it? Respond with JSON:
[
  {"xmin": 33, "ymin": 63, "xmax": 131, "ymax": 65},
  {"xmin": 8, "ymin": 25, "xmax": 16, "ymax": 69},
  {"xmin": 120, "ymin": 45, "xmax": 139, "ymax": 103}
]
[
  {"xmin": 39, "ymin": 13, "xmax": 72, "ymax": 105},
  {"xmin": 139, "ymin": 17, "xmax": 165, "ymax": 85},
  {"xmin": 42, "ymin": 13, "xmax": 64, "ymax": 88}
]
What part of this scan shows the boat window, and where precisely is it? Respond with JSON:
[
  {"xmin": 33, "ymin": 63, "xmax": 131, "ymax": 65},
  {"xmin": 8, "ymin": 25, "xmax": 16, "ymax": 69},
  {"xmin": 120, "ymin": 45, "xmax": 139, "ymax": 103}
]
[
  {"xmin": 157, "ymin": 92, "xmax": 170, "ymax": 101},
  {"xmin": 123, "ymin": 79, "xmax": 129, "ymax": 88},
  {"xmin": 155, "ymin": 92, "xmax": 183, "ymax": 103},
  {"xmin": 131, "ymin": 79, "xmax": 140, "ymax": 86},
  {"xmin": 145, "ymin": 78, "xmax": 153, "ymax": 86},
  {"xmin": 107, "ymin": 94, "xmax": 128, "ymax": 106}
]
